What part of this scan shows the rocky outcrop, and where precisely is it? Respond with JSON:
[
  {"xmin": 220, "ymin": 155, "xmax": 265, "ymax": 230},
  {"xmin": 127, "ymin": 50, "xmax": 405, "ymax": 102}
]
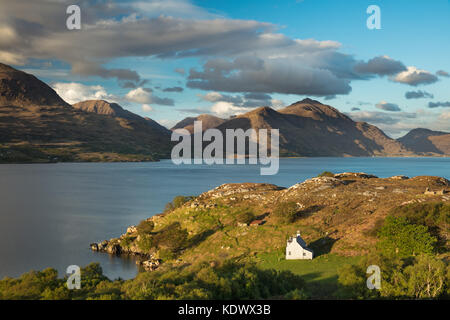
[
  {"xmin": 137, "ymin": 258, "xmax": 161, "ymax": 271},
  {"xmin": 424, "ymin": 188, "xmax": 448, "ymax": 196},
  {"xmin": 334, "ymin": 172, "xmax": 378, "ymax": 179},
  {"xmin": 90, "ymin": 240, "xmax": 122, "ymax": 254},
  {"xmin": 389, "ymin": 175, "xmax": 409, "ymax": 180}
]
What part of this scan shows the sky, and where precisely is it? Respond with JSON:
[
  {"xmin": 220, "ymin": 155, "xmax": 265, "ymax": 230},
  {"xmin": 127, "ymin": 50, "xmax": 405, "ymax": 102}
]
[{"xmin": 0, "ymin": 0, "xmax": 449, "ymax": 137}]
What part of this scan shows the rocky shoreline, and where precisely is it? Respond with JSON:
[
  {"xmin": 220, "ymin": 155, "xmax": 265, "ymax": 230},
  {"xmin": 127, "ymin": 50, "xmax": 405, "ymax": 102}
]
[{"xmin": 90, "ymin": 225, "xmax": 163, "ymax": 271}]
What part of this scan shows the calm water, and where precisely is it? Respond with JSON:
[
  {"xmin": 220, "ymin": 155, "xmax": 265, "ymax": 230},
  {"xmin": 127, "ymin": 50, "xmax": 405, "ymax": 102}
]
[{"xmin": 0, "ymin": 158, "xmax": 449, "ymax": 280}]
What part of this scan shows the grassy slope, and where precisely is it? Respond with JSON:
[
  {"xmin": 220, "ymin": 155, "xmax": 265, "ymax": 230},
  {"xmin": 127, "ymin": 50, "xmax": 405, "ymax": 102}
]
[{"xmin": 258, "ymin": 251, "xmax": 361, "ymax": 297}]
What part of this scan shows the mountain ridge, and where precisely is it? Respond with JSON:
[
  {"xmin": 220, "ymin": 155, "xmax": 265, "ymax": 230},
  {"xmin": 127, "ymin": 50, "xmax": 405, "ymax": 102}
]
[
  {"xmin": 398, "ymin": 128, "xmax": 450, "ymax": 155},
  {"xmin": 208, "ymin": 99, "xmax": 412, "ymax": 157},
  {"xmin": 0, "ymin": 63, "xmax": 172, "ymax": 163}
]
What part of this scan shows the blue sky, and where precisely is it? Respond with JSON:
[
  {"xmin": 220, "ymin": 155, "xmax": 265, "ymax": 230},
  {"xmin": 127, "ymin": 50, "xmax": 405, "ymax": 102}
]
[{"xmin": 2, "ymin": 0, "xmax": 449, "ymax": 136}]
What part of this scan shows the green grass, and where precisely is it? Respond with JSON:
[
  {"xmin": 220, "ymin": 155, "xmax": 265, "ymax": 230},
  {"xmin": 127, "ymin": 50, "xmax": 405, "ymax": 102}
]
[{"xmin": 257, "ymin": 251, "xmax": 361, "ymax": 298}]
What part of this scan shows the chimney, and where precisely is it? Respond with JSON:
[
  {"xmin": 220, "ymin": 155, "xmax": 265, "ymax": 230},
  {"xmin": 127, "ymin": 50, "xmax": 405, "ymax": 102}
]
[{"xmin": 296, "ymin": 230, "xmax": 301, "ymax": 237}]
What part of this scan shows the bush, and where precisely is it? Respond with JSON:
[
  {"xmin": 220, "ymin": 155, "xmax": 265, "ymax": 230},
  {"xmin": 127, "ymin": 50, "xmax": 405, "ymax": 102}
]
[
  {"xmin": 384, "ymin": 202, "xmax": 449, "ymax": 252},
  {"xmin": 390, "ymin": 202, "xmax": 450, "ymax": 229},
  {"xmin": 136, "ymin": 220, "xmax": 154, "ymax": 235},
  {"xmin": 122, "ymin": 261, "xmax": 306, "ymax": 300},
  {"xmin": 236, "ymin": 210, "xmax": 255, "ymax": 224},
  {"xmin": 153, "ymin": 222, "xmax": 188, "ymax": 253},
  {"xmin": 158, "ymin": 248, "xmax": 177, "ymax": 261},
  {"xmin": 317, "ymin": 171, "xmax": 334, "ymax": 177},
  {"xmin": 136, "ymin": 234, "xmax": 154, "ymax": 252},
  {"xmin": 399, "ymin": 254, "xmax": 447, "ymax": 299},
  {"xmin": 164, "ymin": 195, "xmax": 194, "ymax": 212},
  {"xmin": 272, "ymin": 202, "xmax": 299, "ymax": 224},
  {"xmin": 377, "ymin": 216, "xmax": 437, "ymax": 257},
  {"xmin": 120, "ymin": 235, "xmax": 135, "ymax": 248},
  {"xmin": 337, "ymin": 252, "xmax": 449, "ymax": 299}
]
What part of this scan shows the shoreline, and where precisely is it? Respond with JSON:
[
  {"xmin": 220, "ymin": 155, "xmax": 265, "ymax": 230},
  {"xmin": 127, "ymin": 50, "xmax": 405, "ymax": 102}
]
[{"xmin": 1, "ymin": 154, "xmax": 450, "ymax": 165}]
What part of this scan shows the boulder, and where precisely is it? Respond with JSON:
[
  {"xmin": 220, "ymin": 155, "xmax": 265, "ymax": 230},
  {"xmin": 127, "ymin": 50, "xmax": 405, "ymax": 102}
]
[
  {"xmin": 126, "ymin": 225, "xmax": 137, "ymax": 234},
  {"xmin": 107, "ymin": 244, "xmax": 122, "ymax": 255},
  {"xmin": 138, "ymin": 258, "xmax": 161, "ymax": 271},
  {"xmin": 389, "ymin": 175, "xmax": 409, "ymax": 180},
  {"xmin": 334, "ymin": 172, "xmax": 378, "ymax": 179}
]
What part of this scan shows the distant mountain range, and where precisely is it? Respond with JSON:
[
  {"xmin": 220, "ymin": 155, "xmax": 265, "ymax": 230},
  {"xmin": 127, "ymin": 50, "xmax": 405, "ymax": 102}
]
[
  {"xmin": 171, "ymin": 114, "xmax": 226, "ymax": 133},
  {"xmin": 0, "ymin": 63, "xmax": 171, "ymax": 162},
  {"xmin": 0, "ymin": 62, "xmax": 449, "ymax": 162},
  {"xmin": 173, "ymin": 99, "xmax": 450, "ymax": 157},
  {"xmin": 397, "ymin": 128, "xmax": 450, "ymax": 155}
]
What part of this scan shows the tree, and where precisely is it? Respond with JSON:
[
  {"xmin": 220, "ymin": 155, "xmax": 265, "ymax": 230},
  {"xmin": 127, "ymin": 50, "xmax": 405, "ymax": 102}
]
[
  {"xmin": 236, "ymin": 210, "xmax": 255, "ymax": 224},
  {"xmin": 377, "ymin": 216, "xmax": 437, "ymax": 257},
  {"xmin": 153, "ymin": 222, "xmax": 188, "ymax": 253},
  {"xmin": 164, "ymin": 195, "xmax": 194, "ymax": 212},
  {"xmin": 402, "ymin": 254, "xmax": 447, "ymax": 299},
  {"xmin": 272, "ymin": 202, "xmax": 299, "ymax": 224},
  {"xmin": 136, "ymin": 219, "xmax": 154, "ymax": 235}
]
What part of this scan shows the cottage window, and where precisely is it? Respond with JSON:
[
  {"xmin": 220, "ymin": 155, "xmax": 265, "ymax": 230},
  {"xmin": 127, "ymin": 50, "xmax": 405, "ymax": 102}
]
[{"xmin": 288, "ymin": 251, "xmax": 291, "ymax": 255}]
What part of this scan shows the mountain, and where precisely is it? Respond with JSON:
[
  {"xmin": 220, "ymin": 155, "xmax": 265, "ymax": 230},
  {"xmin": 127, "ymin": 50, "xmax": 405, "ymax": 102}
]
[
  {"xmin": 171, "ymin": 114, "xmax": 226, "ymax": 133},
  {"xmin": 211, "ymin": 98, "xmax": 412, "ymax": 157},
  {"xmin": 73, "ymin": 100, "xmax": 170, "ymax": 135},
  {"xmin": 0, "ymin": 63, "xmax": 69, "ymax": 108},
  {"xmin": 0, "ymin": 63, "xmax": 171, "ymax": 163},
  {"xmin": 397, "ymin": 128, "xmax": 450, "ymax": 155},
  {"xmin": 73, "ymin": 99, "xmax": 141, "ymax": 120}
]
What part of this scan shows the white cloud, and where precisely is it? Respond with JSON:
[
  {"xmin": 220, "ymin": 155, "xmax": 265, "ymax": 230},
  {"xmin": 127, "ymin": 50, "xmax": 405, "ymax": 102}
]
[
  {"xmin": 131, "ymin": 0, "xmax": 218, "ymax": 19},
  {"xmin": 270, "ymin": 99, "xmax": 285, "ymax": 109},
  {"xmin": 391, "ymin": 66, "xmax": 438, "ymax": 86},
  {"xmin": 439, "ymin": 111, "xmax": 450, "ymax": 120},
  {"xmin": 200, "ymin": 92, "xmax": 285, "ymax": 115},
  {"xmin": 125, "ymin": 87, "xmax": 152, "ymax": 104},
  {"xmin": 142, "ymin": 104, "xmax": 153, "ymax": 112},
  {"xmin": 210, "ymin": 101, "xmax": 249, "ymax": 118},
  {"xmin": 125, "ymin": 87, "xmax": 174, "ymax": 106},
  {"xmin": 0, "ymin": 50, "xmax": 26, "ymax": 65},
  {"xmin": 52, "ymin": 82, "xmax": 117, "ymax": 104}
]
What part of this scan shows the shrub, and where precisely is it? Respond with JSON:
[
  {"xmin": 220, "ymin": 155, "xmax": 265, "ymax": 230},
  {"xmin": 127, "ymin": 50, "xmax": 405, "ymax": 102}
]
[
  {"xmin": 272, "ymin": 202, "xmax": 299, "ymax": 224},
  {"xmin": 120, "ymin": 235, "xmax": 135, "ymax": 248},
  {"xmin": 377, "ymin": 216, "xmax": 437, "ymax": 257},
  {"xmin": 338, "ymin": 252, "xmax": 449, "ymax": 299},
  {"xmin": 158, "ymin": 248, "xmax": 177, "ymax": 261},
  {"xmin": 123, "ymin": 261, "xmax": 306, "ymax": 300},
  {"xmin": 317, "ymin": 171, "xmax": 334, "ymax": 177},
  {"xmin": 236, "ymin": 210, "xmax": 255, "ymax": 224},
  {"xmin": 164, "ymin": 195, "xmax": 194, "ymax": 212},
  {"xmin": 153, "ymin": 222, "xmax": 188, "ymax": 253},
  {"xmin": 136, "ymin": 220, "xmax": 154, "ymax": 235},
  {"xmin": 400, "ymin": 254, "xmax": 447, "ymax": 299},
  {"xmin": 390, "ymin": 202, "xmax": 450, "ymax": 228},
  {"xmin": 387, "ymin": 202, "xmax": 449, "ymax": 252},
  {"xmin": 136, "ymin": 234, "xmax": 154, "ymax": 252}
]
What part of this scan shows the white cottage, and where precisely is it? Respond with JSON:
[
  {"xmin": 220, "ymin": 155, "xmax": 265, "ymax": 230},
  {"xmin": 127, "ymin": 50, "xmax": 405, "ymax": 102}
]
[{"xmin": 286, "ymin": 231, "xmax": 314, "ymax": 260}]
